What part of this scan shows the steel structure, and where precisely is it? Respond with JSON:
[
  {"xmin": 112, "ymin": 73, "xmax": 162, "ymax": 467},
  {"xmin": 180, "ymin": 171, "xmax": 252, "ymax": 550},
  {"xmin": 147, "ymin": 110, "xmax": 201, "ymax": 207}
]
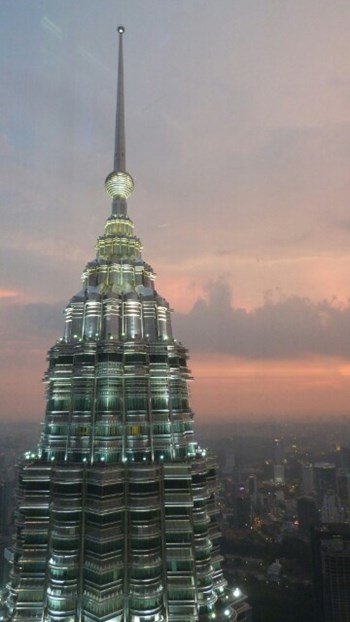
[{"xmin": 7, "ymin": 28, "xmax": 243, "ymax": 622}]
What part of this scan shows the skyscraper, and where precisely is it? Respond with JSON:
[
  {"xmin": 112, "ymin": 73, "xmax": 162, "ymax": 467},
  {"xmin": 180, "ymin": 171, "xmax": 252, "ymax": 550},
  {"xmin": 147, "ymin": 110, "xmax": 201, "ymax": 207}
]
[
  {"xmin": 312, "ymin": 524, "xmax": 350, "ymax": 622},
  {"xmin": 297, "ymin": 496, "xmax": 318, "ymax": 540},
  {"xmin": 301, "ymin": 462, "xmax": 314, "ymax": 496},
  {"xmin": 6, "ymin": 28, "xmax": 242, "ymax": 622},
  {"xmin": 272, "ymin": 439, "xmax": 284, "ymax": 465},
  {"xmin": 314, "ymin": 462, "xmax": 337, "ymax": 507}
]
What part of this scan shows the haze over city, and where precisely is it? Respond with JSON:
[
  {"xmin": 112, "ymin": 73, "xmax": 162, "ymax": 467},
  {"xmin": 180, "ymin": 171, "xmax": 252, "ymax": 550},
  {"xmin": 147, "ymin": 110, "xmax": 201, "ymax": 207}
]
[{"xmin": 2, "ymin": 0, "xmax": 350, "ymax": 421}]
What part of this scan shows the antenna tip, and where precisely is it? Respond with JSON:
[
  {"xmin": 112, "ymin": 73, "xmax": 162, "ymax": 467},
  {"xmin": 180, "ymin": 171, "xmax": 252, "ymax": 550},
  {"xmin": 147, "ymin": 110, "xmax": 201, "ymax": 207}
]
[{"xmin": 118, "ymin": 26, "xmax": 125, "ymax": 34}]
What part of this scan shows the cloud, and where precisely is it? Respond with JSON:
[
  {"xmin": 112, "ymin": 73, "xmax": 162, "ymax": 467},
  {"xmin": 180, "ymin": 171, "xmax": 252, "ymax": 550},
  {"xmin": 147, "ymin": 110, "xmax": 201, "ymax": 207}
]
[
  {"xmin": 173, "ymin": 280, "xmax": 350, "ymax": 359},
  {"xmin": 3, "ymin": 285, "xmax": 350, "ymax": 363},
  {"xmin": 0, "ymin": 300, "xmax": 64, "ymax": 364},
  {"xmin": 1, "ymin": 299, "xmax": 63, "ymax": 334}
]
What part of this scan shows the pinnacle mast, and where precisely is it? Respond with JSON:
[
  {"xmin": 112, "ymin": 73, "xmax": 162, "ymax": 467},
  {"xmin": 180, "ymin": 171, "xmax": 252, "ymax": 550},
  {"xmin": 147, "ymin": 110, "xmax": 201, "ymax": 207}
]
[
  {"xmin": 114, "ymin": 26, "xmax": 126, "ymax": 172},
  {"xmin": 105, "ymin": 26, "xmax": 134, "ymax": 215}
]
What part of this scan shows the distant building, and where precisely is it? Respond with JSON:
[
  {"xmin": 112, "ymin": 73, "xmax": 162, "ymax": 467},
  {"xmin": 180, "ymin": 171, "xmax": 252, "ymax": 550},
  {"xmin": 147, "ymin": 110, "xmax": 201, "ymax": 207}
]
[
  {"xmin": 232, "ymin": 489, "xmax": 252, "ymax": 531},
  {"xmin": 302, "ymin": 462, "xmax": 314, "ymax": 496},
  {"xmin": 267, "ymin": 559, "xmax": 282, "ymax": 583},
  {"xmin": 247, "ymin": 474, "xmax": 258, "ymax": 506},
  {"xmin": 0, "ymin": 480, "xmax": 13, "ymax": 588},
  {"xmin": 312, "ymin": 523, "xmax": 350, "ymax": 622},
  {"xmin": 333, "ymin": 446, "xmax": 350, "ymax": 470},
  {"xmin": 0, "ymin": 481, "xmax": 12, "ymax": 536},
  {"xmin": 273, "ymin": 438, "xmax": 284, "ymax": 464},
  {"xmin": 321, "ymin": 492, "xmax": 345, "ymax": 524},
  {"xmin": 314, "ymin": 462, "xmax": 336, "ymax": 505},
  {"xmin": 273, "ymin": 464, "xmax": 285, "ymax": 485},
  {"xmin": 272, "ymin": 439, "xmax": 285, "ymax": 489},
  {"xmin": 297, "ymin": 496, "xmax": 319, "ymax": 539},
  {"xmin": 335, "ymin": 469, "xmax": 348, "ymax": 504},
  {"xmin": 346, "ymin": 472, "xmax": 350, "ymax": 507},
  {"xmin": 231, "ymin": 587, "xmax": 252, "ymax": 622},
  {"xmin": 223, "ymin": 448, "xmax": 236, "ymax": 475}
]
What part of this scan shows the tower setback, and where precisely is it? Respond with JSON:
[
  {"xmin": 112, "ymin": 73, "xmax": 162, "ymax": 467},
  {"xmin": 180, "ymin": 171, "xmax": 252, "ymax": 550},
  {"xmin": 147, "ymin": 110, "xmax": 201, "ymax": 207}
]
[{"xmin": 7, "ymin": 28, "xmax": 241, "ymax": 622}]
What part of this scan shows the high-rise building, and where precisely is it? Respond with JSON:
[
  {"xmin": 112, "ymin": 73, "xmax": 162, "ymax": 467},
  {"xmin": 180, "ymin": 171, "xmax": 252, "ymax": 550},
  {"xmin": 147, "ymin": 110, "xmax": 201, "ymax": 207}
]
[
  {"xmin": 222, "ymin": 449, "xmax": 235, "ymax": 476},
  {"xmin": 0, "ymin": 479, "xmax": 13, "ymax": 588},
  {"xmin": 312, "ymin": 524, "xmax": 350, "ymax": 622},
  {"xmin": 0, "ymin": 480, "xmax": 12, "ymax": 538},
  {"xmin": 5, "ymin": 28, "xmax": 245, "ymax": 622},
  {"xmin": 272, "ymin": 439, "xmax": 285, "ymax": 486},
  {"xmin": 272, "ymin": 439, "xmax": 284, "ymax": 465},
  {"xmin": 301, "ymin": 462, "xmax": 314, "ymax": 496},
  {"xmin": 314, "ymin": 462, "xmax": 337, "ymax": 507},
  {"xmin": 273, "ymin": 464, "xmax": 285, "ymax": 485},
  {"xmin": 231, "ymin": 490, "xmax": 251, "ymax": 532},
  {"xmin": 247, "ymin": 475, "xmax": 257, "ymax": 507},
  {"xmin": 297, "ymin": 496, "xmax": 318, "ymax": 539},
  {"xmin": 320, "ymin": 492, "xmax": 345, "ymax": 524}
]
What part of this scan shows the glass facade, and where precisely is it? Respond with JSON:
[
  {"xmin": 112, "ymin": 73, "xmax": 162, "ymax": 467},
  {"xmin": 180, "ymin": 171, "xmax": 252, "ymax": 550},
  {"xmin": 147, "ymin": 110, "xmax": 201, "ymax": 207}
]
[{"xmin": 6, "ymin": 28, "xmax": 242, "ymax": 622}]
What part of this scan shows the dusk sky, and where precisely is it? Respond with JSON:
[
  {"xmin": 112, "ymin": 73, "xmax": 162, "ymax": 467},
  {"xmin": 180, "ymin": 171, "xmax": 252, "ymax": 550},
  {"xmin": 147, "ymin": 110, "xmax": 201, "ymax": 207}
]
[{"xmin": 2, "ymin": 1, "xmax": 350, "ymax": 422}]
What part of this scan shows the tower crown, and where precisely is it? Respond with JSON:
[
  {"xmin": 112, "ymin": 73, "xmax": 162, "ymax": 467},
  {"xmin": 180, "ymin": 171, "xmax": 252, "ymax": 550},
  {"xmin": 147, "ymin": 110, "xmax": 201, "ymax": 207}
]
[{"xmin": 104, "ymin": 26, "xmax": 134, "ymax": 205}]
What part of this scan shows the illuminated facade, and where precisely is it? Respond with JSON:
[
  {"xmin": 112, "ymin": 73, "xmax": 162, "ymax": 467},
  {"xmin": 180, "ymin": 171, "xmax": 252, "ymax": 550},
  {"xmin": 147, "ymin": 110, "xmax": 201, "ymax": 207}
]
[{"xmin": 7, "ymin": 28, "xmax": 244, "ymax": 622}]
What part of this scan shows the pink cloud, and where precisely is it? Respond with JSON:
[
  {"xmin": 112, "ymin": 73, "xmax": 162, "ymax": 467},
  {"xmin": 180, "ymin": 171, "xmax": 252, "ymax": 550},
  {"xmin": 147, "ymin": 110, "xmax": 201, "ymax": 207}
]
[{"xmin": 0, "ymin": 289, "xmax": 19, "ymax": 299}]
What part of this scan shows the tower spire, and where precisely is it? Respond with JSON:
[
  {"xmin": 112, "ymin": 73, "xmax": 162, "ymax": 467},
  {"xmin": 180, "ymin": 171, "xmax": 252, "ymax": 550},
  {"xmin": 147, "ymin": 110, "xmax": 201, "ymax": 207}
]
[
  {"xmin": 114, "ymin": 25, "xmax": 126, "ymax": 172},
  {"xmin": 105, "ymin": 25, "xmax": 134, "ymax": 214}
]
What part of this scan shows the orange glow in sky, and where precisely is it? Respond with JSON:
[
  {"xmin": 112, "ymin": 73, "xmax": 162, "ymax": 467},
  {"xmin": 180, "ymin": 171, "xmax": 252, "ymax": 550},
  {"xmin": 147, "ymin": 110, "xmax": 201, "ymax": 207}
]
[
  {"xmin": 189, "ymin": 354, "xmax": 350, "ymax": 420},
  {"xmin": 0, "ymin": 289, "xmax": 19, "ymax": 299}
]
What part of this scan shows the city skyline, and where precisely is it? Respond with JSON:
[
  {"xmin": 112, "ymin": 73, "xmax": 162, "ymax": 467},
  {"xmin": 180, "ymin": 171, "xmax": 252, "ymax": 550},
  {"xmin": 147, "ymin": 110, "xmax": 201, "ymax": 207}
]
[{"xmin": 3, "ymin": 1, "xmax": 350, "ymax": 420}]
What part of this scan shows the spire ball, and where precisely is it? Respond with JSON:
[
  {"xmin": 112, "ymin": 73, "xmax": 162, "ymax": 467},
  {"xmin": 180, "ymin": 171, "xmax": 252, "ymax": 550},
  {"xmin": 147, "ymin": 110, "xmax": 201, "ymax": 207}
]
[
  {"xmin": 118, "ymin": 26, "xmax": 125, "ymax": 34},
  {"xmin": 105, "ymin": 171, "xmax": 134, "ymax": 199}
]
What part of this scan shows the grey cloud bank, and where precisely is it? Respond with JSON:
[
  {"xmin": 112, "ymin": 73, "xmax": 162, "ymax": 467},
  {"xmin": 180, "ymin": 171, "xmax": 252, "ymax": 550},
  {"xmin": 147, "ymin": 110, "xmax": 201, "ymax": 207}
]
[
  {"xmin": 173, "ymin": 281, "xmax": 350, "ymax": 359},
  {"xmin": 2, "ymin": 284, "xmax": 350, "ymax": 361}
]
